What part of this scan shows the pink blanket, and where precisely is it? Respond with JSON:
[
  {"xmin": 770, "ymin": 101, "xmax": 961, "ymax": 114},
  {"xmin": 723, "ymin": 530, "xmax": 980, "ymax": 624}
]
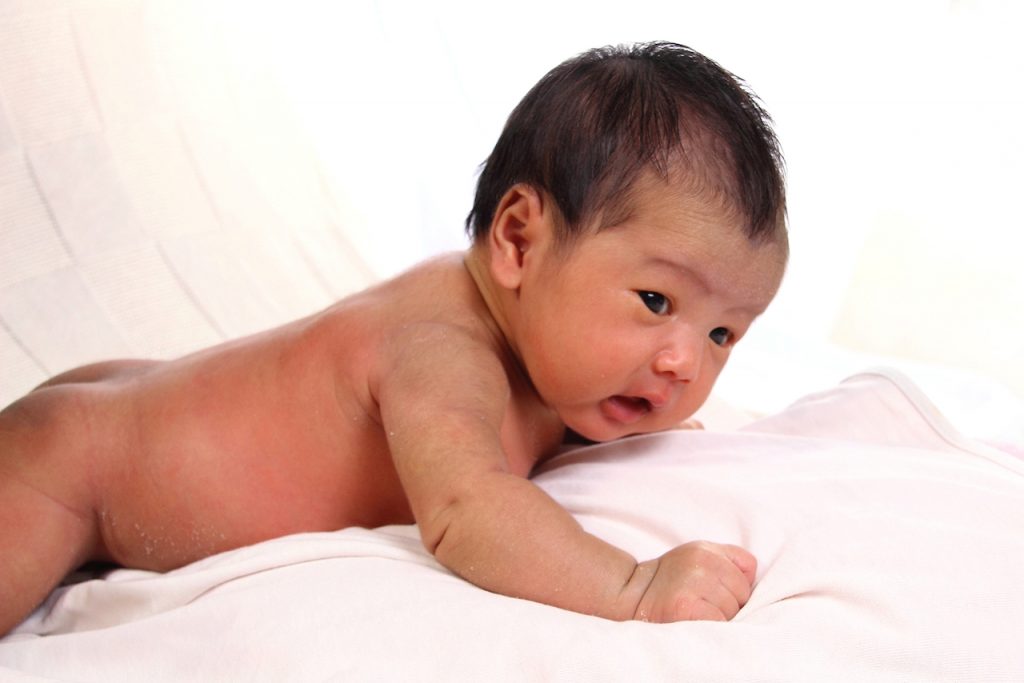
[{"xmin": 2, "ymin": 369, "xmax": 1022, "ymax": 681}]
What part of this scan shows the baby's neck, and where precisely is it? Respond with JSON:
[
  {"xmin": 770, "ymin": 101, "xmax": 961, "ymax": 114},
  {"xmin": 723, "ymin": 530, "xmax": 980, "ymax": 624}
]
[
  {"xmin": 462, "ymin": 248, "xmax": 535, "ymax": 390},
  {"xmin": 464, "ymin": 250, "xmax": 512, "ymax": 348}
]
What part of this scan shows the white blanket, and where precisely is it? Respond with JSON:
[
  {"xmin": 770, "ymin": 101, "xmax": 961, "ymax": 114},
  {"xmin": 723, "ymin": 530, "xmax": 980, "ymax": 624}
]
[{"xmin": 2, "ymin": 368, "xmax": 1022, "ymax": 681}]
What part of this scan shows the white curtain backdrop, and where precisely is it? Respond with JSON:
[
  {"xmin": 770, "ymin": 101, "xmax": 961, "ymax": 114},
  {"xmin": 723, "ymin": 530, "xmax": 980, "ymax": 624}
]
[
  {"xmin": 256, "ymin": 0, "xmax": 1024, "ymax": 395},
  {"xmin": 1, "ymin": 0, "xmax": 1020, "ymax": 401}
]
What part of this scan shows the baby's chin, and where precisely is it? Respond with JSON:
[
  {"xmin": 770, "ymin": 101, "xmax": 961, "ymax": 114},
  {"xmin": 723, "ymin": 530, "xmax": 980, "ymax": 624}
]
[
  {"xmin": 557, "ymin": 415, "xmax": 620, "ymax": 445},
  {"xmin": 560, "ymin": 404, "xmax": 696, "ymax": 444},
  {"xmin": 558, "ymin": 414, "xmax": 650, "ymax": 445}
]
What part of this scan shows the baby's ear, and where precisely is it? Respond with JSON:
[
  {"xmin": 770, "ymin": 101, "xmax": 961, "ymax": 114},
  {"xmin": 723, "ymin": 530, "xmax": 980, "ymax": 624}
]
[{"xmin": 487, "ymin": 183, "xmax": 550, "ymax": 290}]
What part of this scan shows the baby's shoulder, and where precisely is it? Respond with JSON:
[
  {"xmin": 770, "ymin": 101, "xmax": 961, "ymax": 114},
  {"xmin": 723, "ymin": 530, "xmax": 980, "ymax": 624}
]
[
  {"xmin": 356, "ymin": 254, "xmax": 498, "ymax": 342},
  {"xmin": 320, "ymin": 253, "xmax": 507, "ymax": 375}
]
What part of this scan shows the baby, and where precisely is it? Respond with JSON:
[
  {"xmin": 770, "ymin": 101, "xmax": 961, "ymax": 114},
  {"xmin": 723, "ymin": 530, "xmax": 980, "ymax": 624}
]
[{"xmin": 0, "ymin": 41, "xmax": 787, "ymax": 635}]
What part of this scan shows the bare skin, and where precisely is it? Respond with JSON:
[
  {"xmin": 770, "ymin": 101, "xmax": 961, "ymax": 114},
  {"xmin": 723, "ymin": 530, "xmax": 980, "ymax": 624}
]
[{"xmin": 0, "ymin": 174, "xmax": 785, "ymax": 636}]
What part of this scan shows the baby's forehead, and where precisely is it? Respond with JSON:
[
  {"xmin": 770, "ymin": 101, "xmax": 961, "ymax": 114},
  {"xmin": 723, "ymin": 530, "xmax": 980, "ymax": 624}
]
[
  {"xmin": 590, "ymin": 163, "xmax": 744, "ymax": 228},
  {"xmin": 588, "ymin": 181, "xmax": 787, "ymax": 308}
]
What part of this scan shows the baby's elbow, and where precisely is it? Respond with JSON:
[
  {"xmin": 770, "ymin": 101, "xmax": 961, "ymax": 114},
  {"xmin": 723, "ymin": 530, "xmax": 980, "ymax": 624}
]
[
  {"xmin": 413, "ymin": 468, "xmax": 509, "ymax": 558},
  {"xmin": 417, "ymin": 487, "xmax": 496, "ymax": 571},
  {"xmin": 419, "ymin": 515, "xmax": 450, "ymax": 558},
  {"xmin": 416, "ymin": 494, "xmax": 464, "ymax": 558}
]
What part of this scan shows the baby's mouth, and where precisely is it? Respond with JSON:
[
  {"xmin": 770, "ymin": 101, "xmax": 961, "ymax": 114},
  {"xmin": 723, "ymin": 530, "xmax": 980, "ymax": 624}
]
[{"xmin": 600, "ymin": 395, "xmax": 653, "ymax": 425}]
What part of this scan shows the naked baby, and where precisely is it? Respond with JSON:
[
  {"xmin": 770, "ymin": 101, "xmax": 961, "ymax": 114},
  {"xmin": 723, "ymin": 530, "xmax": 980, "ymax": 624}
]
[{"xmin": 0, "ymin": 41, "xmax": 788, "ymax": 635}]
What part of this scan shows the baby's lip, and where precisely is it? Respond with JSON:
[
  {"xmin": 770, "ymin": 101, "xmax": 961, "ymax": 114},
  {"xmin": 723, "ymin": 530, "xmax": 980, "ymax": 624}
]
[
  {"xmin": 642, "ymin": 390, "xmax": 670, "ymax": 409},
  {"xmin": 600, "ymin": 395, "xmax": 654, "ymax": 425}
]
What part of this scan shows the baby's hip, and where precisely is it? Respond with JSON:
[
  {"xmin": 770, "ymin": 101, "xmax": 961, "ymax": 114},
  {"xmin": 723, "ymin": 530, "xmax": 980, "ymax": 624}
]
[{"xmin": 0, "ymin": 385, "xmax": 118, "ymax": 516}]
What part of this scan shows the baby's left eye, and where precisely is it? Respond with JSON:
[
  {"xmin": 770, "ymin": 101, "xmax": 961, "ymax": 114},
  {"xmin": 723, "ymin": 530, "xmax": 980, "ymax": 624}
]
[
  {"xmin": 638, "ymin": 291, "xmax": 670, "ymax": 315},
  {"xmin": 709, "ymin": 327, "xmax": 731, "ymax": 346}
]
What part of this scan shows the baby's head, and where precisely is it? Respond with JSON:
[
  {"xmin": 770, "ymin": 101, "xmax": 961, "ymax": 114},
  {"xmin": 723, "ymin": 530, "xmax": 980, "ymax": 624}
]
[
  {"xmin": 466, "ymin": 41, "xmax": 787, "ymax": 252},
  {"xmin": 466, "ymin": 42, "xmax": 788, "ymax": 441}
]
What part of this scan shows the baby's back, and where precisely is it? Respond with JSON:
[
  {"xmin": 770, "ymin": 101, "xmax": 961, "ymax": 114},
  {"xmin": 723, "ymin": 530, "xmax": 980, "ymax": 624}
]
[
  {"xmin": 98, "ymin": 315, "xmax": 410, "ymax": 569},
  {"xmin": 6, "ymin": 255, "xmax": 485, "ymax": 572}
]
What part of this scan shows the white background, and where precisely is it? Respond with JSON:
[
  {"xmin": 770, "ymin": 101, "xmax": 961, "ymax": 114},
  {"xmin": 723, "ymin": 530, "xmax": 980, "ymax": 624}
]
[{"xmin": 233, "ymin": 0, "xmax": 1024, "ymax": 396}]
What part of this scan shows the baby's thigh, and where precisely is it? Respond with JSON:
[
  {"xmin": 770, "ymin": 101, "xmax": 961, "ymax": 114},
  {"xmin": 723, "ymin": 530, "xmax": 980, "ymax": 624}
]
[
  {"xmin": 0, "ymin": 392, "xmax": 106, "ymax": 633},
  {"xmin": 14, "ymin": 386, "xmax": 179, "ymax": 570}
]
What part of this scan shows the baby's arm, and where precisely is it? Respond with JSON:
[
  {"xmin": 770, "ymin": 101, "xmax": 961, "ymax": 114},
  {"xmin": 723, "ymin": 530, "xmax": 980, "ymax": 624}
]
[{"xmin": 375, "ymin": 323, "xmax": 755, "ymax": 622}]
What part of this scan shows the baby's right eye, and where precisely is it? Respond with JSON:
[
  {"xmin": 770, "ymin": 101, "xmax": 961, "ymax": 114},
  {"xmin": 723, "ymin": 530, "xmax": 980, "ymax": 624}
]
[{"xmin": 637, "ymin": 291, "xmax": 670, "ymax": 316}]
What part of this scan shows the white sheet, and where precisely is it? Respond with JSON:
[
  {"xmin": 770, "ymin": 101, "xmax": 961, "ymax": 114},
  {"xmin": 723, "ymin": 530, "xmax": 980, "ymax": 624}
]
[{"xmin": 2, "ymin": 368, "xmax": 1022, "ymax": 681}]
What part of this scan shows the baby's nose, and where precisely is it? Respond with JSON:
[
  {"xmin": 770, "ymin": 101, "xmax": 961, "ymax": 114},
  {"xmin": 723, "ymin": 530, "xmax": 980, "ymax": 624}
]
[{"xmin": 653, "ymin": 335, "xmax": 702, "ymax": 383}]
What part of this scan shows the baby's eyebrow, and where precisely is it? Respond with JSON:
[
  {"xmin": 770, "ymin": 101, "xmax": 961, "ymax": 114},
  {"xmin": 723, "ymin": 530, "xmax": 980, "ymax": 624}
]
[{"xmin": 646, "ymin": 255, "xmax": 712, "ymax": 296}]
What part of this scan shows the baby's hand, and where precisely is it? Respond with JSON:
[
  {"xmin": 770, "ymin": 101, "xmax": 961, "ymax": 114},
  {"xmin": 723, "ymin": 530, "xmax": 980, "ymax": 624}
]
[{"xmin": 633, "ymin": 541, "xmax": 756, "ymax": 622}]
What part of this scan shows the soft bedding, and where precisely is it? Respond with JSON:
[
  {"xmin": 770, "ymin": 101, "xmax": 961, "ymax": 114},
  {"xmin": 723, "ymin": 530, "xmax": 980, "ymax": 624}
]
[{"xmin": 2, "ymin": 368, "xmax": 1022, "ymax": 682}]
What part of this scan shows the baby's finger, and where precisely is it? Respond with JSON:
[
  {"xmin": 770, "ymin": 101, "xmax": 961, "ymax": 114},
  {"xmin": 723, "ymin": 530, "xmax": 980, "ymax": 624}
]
[
  {"xmin": 713, "ymin": 561, "xmax": 752, "ymax": 610},
  {"xmin": 681, "ymin": 548, "xmax": 748, "ymax": 618},
  {"xmin": 702, "ymin": 579, "xmax": 742, "ymax": 620},
  {"xmin": 720, "ymin": 543, "xmax": 757, "ymax": 585},
  {"xmin": 688, "ymin": 598, "xmax": 728, "ymax": 622}
]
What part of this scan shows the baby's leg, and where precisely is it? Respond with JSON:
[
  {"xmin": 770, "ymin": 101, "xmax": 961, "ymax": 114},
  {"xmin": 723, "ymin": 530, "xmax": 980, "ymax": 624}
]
[{"xmin": 0, "ymin": 391, "xmax": 103, "ymax": 636}]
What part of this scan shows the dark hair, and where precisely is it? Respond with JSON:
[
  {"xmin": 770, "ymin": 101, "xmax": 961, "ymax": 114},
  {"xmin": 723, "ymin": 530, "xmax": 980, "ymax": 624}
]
[{"xmin": 465, "ymin": 41, "xmax": 786, "ymax": 247}]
